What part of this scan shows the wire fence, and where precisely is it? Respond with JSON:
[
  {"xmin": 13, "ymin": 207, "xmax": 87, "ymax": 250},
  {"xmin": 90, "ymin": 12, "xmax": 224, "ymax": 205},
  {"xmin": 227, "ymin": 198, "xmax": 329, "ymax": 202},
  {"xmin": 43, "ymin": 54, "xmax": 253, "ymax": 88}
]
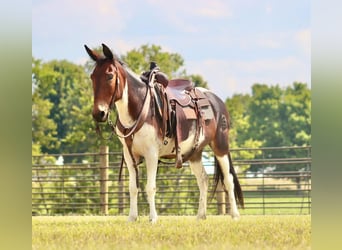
[{"xmin": 32, "ymin": 146, "xmax": 311, "ymax": 216}]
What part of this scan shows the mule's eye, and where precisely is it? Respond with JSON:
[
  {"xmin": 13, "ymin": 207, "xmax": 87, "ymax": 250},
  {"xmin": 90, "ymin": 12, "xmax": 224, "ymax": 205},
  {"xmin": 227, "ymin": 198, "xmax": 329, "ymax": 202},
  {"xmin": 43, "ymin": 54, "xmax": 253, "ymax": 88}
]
[{"xmin": 106, "ymin": 73, "xmax": 114, "ymax": 81}]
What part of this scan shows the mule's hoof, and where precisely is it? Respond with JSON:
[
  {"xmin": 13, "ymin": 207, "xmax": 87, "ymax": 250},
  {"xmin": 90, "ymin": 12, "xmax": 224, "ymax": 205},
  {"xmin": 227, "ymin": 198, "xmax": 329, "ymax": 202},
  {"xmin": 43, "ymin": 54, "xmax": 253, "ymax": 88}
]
[
  {"xmin": 197, "ymin": 214, "xmax": 207, "ymax": 220},
  {"xmin": 231, "ymin": 212, "xmax": 240, "ymax": 220},
  {"xmin": 127, "ymin": 216, "xmax": 138, "ymax": 222},
  {"xmin": 175, "ymin": 162, "xmax": 183, "ymax": 169},
  {"xmin": 149, "ymin": 217, "xmax": 158, "ymax": 224}
]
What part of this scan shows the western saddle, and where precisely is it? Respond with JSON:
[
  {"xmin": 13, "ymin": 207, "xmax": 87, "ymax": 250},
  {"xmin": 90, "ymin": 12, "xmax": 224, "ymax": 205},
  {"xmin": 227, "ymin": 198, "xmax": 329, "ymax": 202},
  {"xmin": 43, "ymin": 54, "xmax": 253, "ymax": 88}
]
[{"xmin": 144, "ymin": 64, "xmax": 214, "ymax": 168}]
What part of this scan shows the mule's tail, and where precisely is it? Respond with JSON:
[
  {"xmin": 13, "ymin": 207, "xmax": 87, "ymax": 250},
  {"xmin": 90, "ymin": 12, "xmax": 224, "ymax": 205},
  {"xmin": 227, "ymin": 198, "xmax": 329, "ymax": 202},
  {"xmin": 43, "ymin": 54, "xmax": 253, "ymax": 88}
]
[{"xmin": 212, "ymin": 153, "xmax": 244, "ymax": 208}]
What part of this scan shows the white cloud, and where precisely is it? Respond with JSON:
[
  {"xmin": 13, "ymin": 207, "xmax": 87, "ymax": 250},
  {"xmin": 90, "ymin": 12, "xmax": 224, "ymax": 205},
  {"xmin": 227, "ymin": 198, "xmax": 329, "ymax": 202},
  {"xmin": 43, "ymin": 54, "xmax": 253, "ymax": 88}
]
[
  {"xmin": 265, "ymin": 5, "xmax": 273, "ymax": 14},
  {"xmin": 33, "ymin": 0, "xmax": 310, "ymax": 100},
  {"xmin": 255, "ymin": 30, "xmax": 311, "ymax": 54},
  {"xmin": 195, "ymin": 0, "xmax": 233, "ymax": 18},
  {"xmin": 144, "ymin": 0, "xmax": 233, "ymax": 33},
  {"xmin": 187, "ymin": 56, "xmax": 310, "ymax": 99},
  {"xmin": 295, "ymin": 29, "xmax": 311, "ymax": 56},
  {"xmin": 33, "ymin": 0, "xmax": 129, "ymax": 39},
  {"xmin": 234, "ymin": 56, "xmax": 303, "ymax": 73},
  {"xmin": 257, "ymin": 38, "xmax": 281, "ymax": 49},
  {"xmin": 147, "ymin": 0, "xmax": 232, "ymax": 18}
]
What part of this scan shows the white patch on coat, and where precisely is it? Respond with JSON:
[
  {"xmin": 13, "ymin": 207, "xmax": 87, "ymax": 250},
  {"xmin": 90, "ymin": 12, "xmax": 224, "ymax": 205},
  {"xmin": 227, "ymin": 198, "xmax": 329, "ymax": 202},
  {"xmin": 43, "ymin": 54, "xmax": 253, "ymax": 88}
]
[
  {"xmin": 215, "ymin": 155, "xmax": 240, "ymax": 219},
  {"xmin": 115, "ymin": 79, "xmax": 135, "ymax": 127},
  {"xmin": 188, "ymin": 159, "xmax": 208, "ymax": 219},
  {"xmin": 131, "ymin": 122, "xmax": 206, "ymax": 158}
]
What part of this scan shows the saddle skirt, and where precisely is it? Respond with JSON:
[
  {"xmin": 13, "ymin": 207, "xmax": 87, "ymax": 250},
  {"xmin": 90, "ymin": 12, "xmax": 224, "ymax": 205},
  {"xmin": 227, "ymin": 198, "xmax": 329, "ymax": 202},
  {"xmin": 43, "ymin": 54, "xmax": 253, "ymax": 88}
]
[{"xmin": 151, "ymin": 76, "xmax": 215, "ymax": 168}]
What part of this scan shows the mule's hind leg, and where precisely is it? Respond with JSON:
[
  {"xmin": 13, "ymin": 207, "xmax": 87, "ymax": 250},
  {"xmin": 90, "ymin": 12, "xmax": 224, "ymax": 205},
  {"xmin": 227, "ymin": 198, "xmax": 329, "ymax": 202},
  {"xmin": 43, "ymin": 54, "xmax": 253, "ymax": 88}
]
[
  {"xmin": 216, "ymin": 155, "xmax": 240, "ymax": 219},
  {"xmin": 189, "ymin": 155, "xmax": 209, "ymax": 220}
]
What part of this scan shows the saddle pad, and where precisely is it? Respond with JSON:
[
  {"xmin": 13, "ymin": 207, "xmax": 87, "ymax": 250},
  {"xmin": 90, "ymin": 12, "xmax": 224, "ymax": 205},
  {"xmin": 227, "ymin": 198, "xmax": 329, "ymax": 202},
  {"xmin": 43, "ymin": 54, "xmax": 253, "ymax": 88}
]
[
  {"xmin": 196, "ymin": 97, "xmax": 214, "ymax": 120},
  {"xmin": 200, "ymin": 105, "xmax": 214, "ymax": 120},
  {"xmin": 182, "ymin": 107, "xmax": 197, "ymax": 120}
]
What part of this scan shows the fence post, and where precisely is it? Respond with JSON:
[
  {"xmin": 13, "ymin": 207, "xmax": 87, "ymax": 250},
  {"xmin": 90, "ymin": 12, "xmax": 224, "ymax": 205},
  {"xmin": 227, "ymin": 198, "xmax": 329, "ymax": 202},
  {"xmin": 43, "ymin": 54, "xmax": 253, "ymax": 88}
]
[{"xmin": 100, "ymin": 145, "xmax": 109, "ymax": 215}]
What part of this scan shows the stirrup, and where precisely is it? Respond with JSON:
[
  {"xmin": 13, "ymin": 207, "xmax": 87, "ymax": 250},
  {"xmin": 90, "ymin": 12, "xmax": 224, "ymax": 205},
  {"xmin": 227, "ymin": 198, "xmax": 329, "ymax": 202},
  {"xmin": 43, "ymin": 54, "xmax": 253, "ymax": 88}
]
[{"xmin": 175, "ymin": 148, "xmax": 183, "ymax": 169}]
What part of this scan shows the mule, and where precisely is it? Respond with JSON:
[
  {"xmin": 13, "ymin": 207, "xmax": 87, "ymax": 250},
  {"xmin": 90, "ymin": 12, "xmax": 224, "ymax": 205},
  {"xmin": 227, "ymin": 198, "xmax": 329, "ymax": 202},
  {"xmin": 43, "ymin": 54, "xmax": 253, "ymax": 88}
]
[{"xmin": 85, "ymin": 43, "xmax": 244, "ymax": 223}]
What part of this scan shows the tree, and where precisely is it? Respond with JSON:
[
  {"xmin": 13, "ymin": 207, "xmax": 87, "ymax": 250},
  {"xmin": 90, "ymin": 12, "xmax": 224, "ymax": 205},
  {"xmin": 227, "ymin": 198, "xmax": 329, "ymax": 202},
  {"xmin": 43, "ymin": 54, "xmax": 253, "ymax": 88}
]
[
  {"xmin": 32, "ymin": 58, "xmax": 117, "ymax": 156},
  {"xmin": 188, "ymin": 74, "xmax": 208, "ymax": 88},
  {"xmin": 32, "ymin": 58, "xmax": 59, "ymax": 153},
  {"xmin": 279, "ymin": 82, "xmax": 311, "ymax": 146},
  {"xmin": 248, "ymin": 84, "xmax": 284, "ymax": 147},
  {"xmin": 121, "ymin": 44, "xmax": 186, "ymax": 78},
  {"xmin": 226, "ymin": 94, "xmax": 263, "ymax": 172},
  {"xmin": 120, "ymin": 44, "xmax": 209, "ymax": 89},
  {"xmin": 247, "ymin": 83, "xmax": 311, "ymax": 148},
  {"xmin": 225, "ymin": 82, "xmax": 311, "ymax": 172}
]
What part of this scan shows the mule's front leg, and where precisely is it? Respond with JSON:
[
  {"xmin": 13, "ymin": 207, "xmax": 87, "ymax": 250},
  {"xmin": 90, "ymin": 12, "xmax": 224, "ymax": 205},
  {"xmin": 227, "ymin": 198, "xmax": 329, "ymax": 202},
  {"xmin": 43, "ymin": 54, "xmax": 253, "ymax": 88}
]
[
  {"xmin": 127, "ymin": 170, "xmax": 139, "ymax": 222},
  {"xmin": 145, "ymin": 154, "xmax": 159, "ymax": 223},
  {"xmin": 124, "ymin": 149, "xmax": 139, "ymax": 222}
]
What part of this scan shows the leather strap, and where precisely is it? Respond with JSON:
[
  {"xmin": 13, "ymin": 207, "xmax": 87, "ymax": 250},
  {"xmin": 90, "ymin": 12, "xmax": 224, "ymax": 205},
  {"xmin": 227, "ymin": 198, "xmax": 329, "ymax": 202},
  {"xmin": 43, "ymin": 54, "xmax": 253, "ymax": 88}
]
[
  {"xmin": 115, "ymin": 84, "xmax": 151, "ymax": 189},
  {"xmin": 115, "ymin": 85, "xmax": 151, "ymax": 138}
]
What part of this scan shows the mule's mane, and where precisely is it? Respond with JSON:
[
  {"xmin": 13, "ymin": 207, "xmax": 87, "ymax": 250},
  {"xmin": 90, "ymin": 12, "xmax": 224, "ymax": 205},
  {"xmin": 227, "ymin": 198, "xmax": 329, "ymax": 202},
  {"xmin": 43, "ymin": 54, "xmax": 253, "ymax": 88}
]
[
  {"xmin": 124, "ymin": 65, "xmax": 146, "ymax": 85},
  {"xmin": 94, "ymin": 54, "xmax": 146, "ymax": 85}
]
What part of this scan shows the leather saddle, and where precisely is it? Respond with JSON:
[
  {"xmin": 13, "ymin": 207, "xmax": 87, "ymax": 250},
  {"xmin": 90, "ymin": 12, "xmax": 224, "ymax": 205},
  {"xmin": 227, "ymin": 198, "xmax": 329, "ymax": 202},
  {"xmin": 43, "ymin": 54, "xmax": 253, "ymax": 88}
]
[
  {"xmin": 149, "ymin": 75, "xmax": 214, "ymax": 168},
  {"xmin": 165, "ymin": 79, "xmax": 194, "ymax": 106}
]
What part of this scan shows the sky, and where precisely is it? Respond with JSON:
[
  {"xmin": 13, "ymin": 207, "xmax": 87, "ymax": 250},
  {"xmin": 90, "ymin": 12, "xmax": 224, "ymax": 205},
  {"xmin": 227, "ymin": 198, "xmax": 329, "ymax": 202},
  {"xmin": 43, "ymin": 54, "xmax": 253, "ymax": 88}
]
[{"xmin": 32, "ymin": 0, "xmax": 310, "ymax": 99}]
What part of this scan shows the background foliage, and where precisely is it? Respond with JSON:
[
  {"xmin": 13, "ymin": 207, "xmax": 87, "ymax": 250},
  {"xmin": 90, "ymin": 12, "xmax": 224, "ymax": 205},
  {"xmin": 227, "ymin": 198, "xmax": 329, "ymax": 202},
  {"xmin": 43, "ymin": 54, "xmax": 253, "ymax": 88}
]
[
  {"xmin": 32, "ymin": 44, "xmax": 311, "ymax": 216},
  {"xmin": 32, "ymin": 43, "xmax": 311, "ymax": 169}
]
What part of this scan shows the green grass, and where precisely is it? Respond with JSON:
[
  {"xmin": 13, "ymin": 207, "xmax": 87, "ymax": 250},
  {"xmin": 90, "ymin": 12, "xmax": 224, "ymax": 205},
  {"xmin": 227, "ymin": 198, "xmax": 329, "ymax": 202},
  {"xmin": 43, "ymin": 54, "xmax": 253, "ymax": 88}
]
[{"xmin": 32, "ymin": 215, "xmax": 310, "ymax": 250}]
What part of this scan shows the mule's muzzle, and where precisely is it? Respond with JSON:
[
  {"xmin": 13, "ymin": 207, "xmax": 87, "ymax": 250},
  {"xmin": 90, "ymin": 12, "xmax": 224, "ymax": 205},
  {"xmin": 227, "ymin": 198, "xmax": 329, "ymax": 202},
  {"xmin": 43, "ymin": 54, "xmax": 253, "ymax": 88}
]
[{"xmin": 92, "ymin": 107, "xmax": 108, "ymax": 123}]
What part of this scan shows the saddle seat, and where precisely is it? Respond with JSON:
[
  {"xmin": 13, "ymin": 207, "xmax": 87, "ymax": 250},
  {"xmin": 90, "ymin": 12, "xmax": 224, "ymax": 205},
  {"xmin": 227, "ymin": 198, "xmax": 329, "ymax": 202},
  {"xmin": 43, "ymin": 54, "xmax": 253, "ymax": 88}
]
[{"xmin": 165, "ymin": 79, "xmax": 194, "ymax": 106}]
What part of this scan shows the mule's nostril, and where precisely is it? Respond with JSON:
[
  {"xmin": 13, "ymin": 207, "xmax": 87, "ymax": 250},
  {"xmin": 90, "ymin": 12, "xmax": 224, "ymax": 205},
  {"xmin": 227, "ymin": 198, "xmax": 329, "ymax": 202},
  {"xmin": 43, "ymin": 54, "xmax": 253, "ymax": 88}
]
[{"xmin": 93, "ymin": 110, "xmax": 107, "ymax": 122}]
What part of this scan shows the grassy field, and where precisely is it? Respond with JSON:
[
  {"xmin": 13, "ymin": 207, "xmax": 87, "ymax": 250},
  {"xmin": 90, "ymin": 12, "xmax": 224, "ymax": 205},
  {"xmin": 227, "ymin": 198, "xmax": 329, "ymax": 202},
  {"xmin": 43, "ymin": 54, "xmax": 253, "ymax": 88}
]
[{"xmin": 32, "ymin": 215, "xmax": 311, "ymax": 250}]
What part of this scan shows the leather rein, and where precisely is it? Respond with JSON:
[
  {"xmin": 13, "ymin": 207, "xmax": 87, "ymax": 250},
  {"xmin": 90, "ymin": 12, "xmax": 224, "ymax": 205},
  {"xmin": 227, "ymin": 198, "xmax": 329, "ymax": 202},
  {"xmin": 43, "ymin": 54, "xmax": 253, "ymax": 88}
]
[
  {"xmin": 94, "ymin": 66, "xmax": 152, "ymax": 189},
  {"xmin": 95, "ymin": 67, "xmax": 151, "ymax": 141}
]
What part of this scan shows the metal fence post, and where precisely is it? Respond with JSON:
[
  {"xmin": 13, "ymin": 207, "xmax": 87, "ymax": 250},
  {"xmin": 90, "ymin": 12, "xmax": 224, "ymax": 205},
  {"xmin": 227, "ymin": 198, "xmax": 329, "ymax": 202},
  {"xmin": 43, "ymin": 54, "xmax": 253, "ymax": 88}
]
[
  {"xmin": 100, "ymin": 145, "xmax": 109, "ymax": 215},
  {"xmin": 32, "ymin": 146, "xmax": 312, "ymax": 216}
]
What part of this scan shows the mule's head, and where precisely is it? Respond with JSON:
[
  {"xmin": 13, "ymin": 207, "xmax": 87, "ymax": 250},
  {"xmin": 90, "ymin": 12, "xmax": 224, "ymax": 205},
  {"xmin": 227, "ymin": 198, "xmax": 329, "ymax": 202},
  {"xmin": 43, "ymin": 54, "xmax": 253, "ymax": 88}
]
[{"xmin": 84, "ymin": 43, "xmax": 124, "ymax": 122}]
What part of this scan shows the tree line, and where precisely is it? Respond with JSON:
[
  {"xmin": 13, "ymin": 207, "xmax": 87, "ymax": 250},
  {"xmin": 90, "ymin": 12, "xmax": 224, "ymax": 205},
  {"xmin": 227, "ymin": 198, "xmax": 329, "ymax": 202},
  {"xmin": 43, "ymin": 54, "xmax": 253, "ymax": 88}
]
[
  {"xmin": 32, "ymin": 44, "xmax": 311, "ymax": 169},
  {"xmin": 32, "ymin": 44, "xmax": 310, "ymax": 215}
]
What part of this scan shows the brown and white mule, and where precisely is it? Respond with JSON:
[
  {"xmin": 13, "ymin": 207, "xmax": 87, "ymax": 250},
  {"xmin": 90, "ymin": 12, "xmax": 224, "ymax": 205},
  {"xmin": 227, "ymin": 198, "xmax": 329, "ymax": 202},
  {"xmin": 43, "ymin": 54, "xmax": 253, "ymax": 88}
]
[{"xmin": 85, "ymin": 44, "xmax": 244, "ymax": 223}]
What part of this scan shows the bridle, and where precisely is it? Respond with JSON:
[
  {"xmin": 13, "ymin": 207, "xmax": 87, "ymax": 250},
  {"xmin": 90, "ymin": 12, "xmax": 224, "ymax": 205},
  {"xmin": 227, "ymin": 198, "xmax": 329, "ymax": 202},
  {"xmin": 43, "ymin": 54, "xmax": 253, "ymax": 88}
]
[
  {"xmin": 94, "ymin": 63, "xmax": 151, "ymax": 189},
  {"xmin": 94, "ymin": 64, "xmax": 119, "ymax": 140},
  {"xmin": 95, "ymin": 63, "xmax": 151, "ymax": 141}
]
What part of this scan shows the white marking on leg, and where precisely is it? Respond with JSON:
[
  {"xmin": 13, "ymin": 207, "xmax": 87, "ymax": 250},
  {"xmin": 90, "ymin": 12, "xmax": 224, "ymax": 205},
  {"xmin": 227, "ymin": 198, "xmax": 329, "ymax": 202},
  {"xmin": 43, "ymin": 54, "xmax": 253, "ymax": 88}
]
[
  {"xmin": 128, "ymin": 124, "xmax": 160, "ymax": 223},
  {"xmin": 189, "ymin": 159, "xmax": 208, "ymax": 220},
  {"xmin": 145, "ymin": 151, "xmax": 159, "ymax": 223},
  {"xmin": 123, "ymin": 147, "xmax": 139, "ymax": 222},
  {"xmin": 216, "ymin": 155, "xmax": 240, "ymax": 219}
]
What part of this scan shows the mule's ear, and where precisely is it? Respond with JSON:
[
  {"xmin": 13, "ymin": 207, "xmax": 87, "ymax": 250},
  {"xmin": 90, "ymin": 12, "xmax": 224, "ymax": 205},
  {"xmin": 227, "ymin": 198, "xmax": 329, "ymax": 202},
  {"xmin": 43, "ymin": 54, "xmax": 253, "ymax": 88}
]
[
  {"xmin": 102, "ymin": 43, "xmax": 114, "ymax": 60},
  {"xmin": 84, "ymin": 45, "xmax": 99, "ymax": 61}
]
